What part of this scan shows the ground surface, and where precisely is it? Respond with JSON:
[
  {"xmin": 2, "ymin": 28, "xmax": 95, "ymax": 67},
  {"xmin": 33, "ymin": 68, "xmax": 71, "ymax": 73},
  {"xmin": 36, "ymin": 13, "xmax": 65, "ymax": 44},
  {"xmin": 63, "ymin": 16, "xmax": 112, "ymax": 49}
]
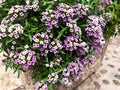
[
  {"xmin": 0, "ymin": 35, "xmax": 120, "ymax": 90},
  {"xmin": 78, "ymin": 35, "xmax": 120, "ymax": 90}
]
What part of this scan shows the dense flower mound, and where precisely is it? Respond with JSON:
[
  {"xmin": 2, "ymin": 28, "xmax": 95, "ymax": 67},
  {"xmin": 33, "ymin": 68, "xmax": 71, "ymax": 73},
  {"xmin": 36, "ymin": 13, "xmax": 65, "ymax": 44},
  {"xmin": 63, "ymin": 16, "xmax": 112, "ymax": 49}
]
[{"xmin": 0, "ymin": 0, "xmax": 114, "ymax": 90}]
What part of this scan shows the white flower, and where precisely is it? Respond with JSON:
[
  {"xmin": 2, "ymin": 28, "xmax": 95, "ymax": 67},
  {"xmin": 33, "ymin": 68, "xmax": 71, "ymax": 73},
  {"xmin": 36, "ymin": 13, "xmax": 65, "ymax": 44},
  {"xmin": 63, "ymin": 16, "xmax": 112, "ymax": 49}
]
[
  {"xmin": 45, "ymin": 64, "xmax": 49, "ymax": 67},
  {"xmin": 40, "ymin": 41, "xmax": 44, "ymax": 45},
  {"xmin": 35, "ymin": 38, "xmax": 39, "ymax": 42},
  {"xmin": 21, "ymin": 56, "xmax": 25, "ymax": 60},
  {"xmin": 21, "ymin": 60, "xmax": 26, "ymax": 64},
  {"xmin": 27, "ymin": 56, "xmax": 31, "ymax": 61},
  {"xmin": 24, "ymin": 45, "xmax": 29, "ymax": 49},
  {"xmin": 54, "ymin": 46, "xmax": 58, "ymax": 49}
]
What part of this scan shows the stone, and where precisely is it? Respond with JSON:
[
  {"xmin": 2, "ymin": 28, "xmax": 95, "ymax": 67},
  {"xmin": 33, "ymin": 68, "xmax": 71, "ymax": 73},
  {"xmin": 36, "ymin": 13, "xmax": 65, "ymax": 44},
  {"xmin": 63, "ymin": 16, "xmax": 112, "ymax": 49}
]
[
  {"xmin": 107, "ymin": 64, "xmax": 115, "ymax": 68},
  {"xmin": 118, "ymin": 68, "xmax": 120, "ymax": 72},
  {"xmin": 13, "ymin": 85, "xmax": 26, "ymax": 90},
  {"xmin": 102, "ymin": 79, "xmax": 109, "ymax": 85},
  {"xmin": 93, "ymin": 81, "xmax": 101, "ymax": 89},
  {"xmin": 100, "ymin": 69, "xmax": 108, "ymax": 74},
  {"xmin": 113, "ymin": 51, "xmax": 118, "ymax": 54},
  {"xmin": 113, "ymin": 80, "xmax": 120, "ymax": 86},
  {"xmin": 114, "ymin": 74, "xmax": 120, "ymax": 80},
  {"xmin": 105, "ymin": 57, "xmax": 110, "ymax": 60}
]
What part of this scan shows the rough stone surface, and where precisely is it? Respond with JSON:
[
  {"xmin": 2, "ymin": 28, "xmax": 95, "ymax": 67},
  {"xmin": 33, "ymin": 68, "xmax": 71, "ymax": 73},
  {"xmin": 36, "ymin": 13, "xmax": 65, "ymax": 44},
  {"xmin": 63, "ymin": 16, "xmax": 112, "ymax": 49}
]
[
  {"xmin": 113, "ymin": 80, "xmax": 120, "ymax": 86},
  {"xmin": 93, "ymin": 81, "xmax": 101, "ymax": 89},
  {"xmin": 114, "ymin": 75, "xmax": 120, "ymax": 80},
  {"xmin": 118, "ymin": 68, "xmax": 120, "ymax": 72},
  {"xmin": 100, "ymin": 69, "xmax": 108, "ymax": 74},
  {"xmin": 102, "ymin": 79, "xmax": 110, "ymax": 85},
  {"xmin": 107, "ymin": 64, "xmax": 115, "ymax": 68}
]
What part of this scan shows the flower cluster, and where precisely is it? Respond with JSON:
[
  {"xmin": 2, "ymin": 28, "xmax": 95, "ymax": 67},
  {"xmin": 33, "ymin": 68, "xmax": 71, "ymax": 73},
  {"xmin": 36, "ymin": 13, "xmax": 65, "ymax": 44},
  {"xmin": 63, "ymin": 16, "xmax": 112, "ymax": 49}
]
[
  {"xmin": 77, "ymin": 42, "xmax": 90, "ymax": 57},
  {"xmin": 85, "ymin": 15, "xmax": 106, "ymax": 50},
  {"xmin": 99, "ymin": 0, "xmax": 113, "ymax": 8},
  {"xmin": 48, "ymin": 72, "xmax": 58, "ymax": 84},
  {"xmin": 8, "ymin": 24, "xmax": 24, "ymax": 39},
  {"xmin": 45, "ymin": 57, "xmax": 62, "ymax": 67},
  {"xmin": 64, "ymin": 34, "xmax": 82, "ymax": 51},
  {"xmin": 25, "ymin": 0, "xmax": 39, "ymax": 12},
  {"xmin": 49, "ymin": 39, "xmax": 63, "ymax": 54},
  {"xmin": 15, "ymin": 50, "xmax": 37, "ymax": 68},
  {"xmin": 35, "ymin": 81, "xmax": 48, "ymax": 90},
  {"xmin": 33, "ymin": 32, "xmax": 50, "ymax": 56},
  {"xmin": 41, "ymin": 3, "xmax": 89, "ymax": 33},
  {"xmin": 8, "ymin": 5, "xmax": 25, "ymax": 17},
  {"xmin": 0, "ymin": 24, "xmax": 23, "ymax": 39},
  {"xmin": 56, "ymin": 3, "xmax": 74, "ymax": 22},
  {"xmin": 66, "ymin": 21, "xmax": 82, "ymax": 34},
  {"xmin": 73, "ymin": 4, "xmax": 90, "ymax": 18},
  {"xmin": 41, "ymin": 9, "xmax": 59, "ymax": 32},
  {"xmin": 62, "ymin": 58, "xmax": 84, "ymax": 86},
  {"xmin": 104, "ymin": 13, "xmax": 112, "ymax": 22}
]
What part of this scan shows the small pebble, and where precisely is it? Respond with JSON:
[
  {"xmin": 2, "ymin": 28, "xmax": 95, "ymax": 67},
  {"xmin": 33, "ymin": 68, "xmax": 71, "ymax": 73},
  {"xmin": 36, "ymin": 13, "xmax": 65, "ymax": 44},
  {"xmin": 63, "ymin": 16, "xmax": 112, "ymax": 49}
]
[
  {"xmin": 113, "ymin": 80, "xmax": 120, "ymax": 86},
  {"xmin": 108, "ymin": 64, "xmax": 115, "ymax": 68},
  {"xmin": 102, "ymin": 79, "xmax": 109, "ymax": 85},
  {"xmin": 118, "ymin": 68, "xmax": 120, "ymax": 72},
  {"xmin": 105, "ymin": 57, "xmax": 110, "ymax": 60},
  {"xmin": 93, "ymin": 81, "xmax": 101, "ymax": 89},
  {"xmin": 100, "ymin": 69, "xmax": 108, "ymax": 74},
  {"xmin": 114, "ymin": 74, "xmax": 120, "ymax": 80}
]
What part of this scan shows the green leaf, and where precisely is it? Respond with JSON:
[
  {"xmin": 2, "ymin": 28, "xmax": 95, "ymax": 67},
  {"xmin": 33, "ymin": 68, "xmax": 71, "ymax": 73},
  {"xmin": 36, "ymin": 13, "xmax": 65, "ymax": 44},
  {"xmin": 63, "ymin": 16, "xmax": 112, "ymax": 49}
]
[
  {"xmin": 31, "ymin": 17, "xmax": 38, "ymax": 22},
  {"xmin": 57, "ymin": 27, "xmax": 68, "ymax": 39},
  {"xmin": 49, "ymin": 83, "xmax": 54, "ymax": 90}
]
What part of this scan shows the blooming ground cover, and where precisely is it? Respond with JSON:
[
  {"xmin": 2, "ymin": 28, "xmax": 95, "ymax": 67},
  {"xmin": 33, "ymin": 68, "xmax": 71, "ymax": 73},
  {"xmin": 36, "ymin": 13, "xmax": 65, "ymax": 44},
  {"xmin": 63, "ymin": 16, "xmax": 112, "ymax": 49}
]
[{"xmin": 0, "ymin": 0, "xmax": 119, "ymax": 90}]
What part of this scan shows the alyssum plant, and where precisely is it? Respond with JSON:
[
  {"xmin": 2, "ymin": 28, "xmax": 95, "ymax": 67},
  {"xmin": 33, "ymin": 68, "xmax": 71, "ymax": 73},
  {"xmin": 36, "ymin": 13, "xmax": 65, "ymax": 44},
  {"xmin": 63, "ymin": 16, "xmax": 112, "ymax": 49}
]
[{"xmin": 0, "ymin": 0, "xmax": 116, "ymax": 90}]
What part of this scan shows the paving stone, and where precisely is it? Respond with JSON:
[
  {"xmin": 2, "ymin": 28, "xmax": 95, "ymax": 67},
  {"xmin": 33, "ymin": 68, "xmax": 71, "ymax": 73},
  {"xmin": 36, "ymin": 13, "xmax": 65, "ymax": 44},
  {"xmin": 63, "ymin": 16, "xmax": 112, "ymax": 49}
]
[
  {"xmin": 114, "ymin": 74, "xmax": 120, "ymax": 80},
  {"xmin": 93, "ymin": 81, "xmax": 101, "ymax": 89},
  {"xmin": 118, "ymin": 68, "xmax": 120, "ymax": 72},
  {"xmin": 113, "ymin": 80, "xmax": 120, "ymax": 86},
  {"xmin": 100, "ymin": 69, "xmax": 108, "ymax": 74},
  {"xmin": 107, "ymin": 64, "xmax": 115, "ymax": 68},
  {"xmin": 105, "ymin": 57, "xmax": 110, "ymax": 60},
  {"xmin": 102, "ymin": 79, "xmax": 110, "ymax": 85}
]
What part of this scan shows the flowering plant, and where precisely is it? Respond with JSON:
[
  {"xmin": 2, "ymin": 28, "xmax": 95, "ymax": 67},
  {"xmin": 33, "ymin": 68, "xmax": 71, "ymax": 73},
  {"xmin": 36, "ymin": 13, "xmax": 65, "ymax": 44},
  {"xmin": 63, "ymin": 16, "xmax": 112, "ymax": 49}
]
[{"xmin": 0, "ymin": 0, "xmax": 118, "ymax": 90}]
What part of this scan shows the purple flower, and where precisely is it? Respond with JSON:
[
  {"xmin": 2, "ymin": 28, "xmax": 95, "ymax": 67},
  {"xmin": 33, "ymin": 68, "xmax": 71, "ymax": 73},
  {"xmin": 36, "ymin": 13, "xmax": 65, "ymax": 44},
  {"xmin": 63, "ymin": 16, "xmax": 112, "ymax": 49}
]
[
  {"xmin": 73, "ymin": 4, "xmax": 90, "ymax": 18},
  {"xmin": 33, "ymin": 32, "xmax": 50, "ymax": 56},
  {"xmin": 48, "ymin": 72, "xmax": 58, "ymax": 84},
  {"xmin": 16, "ymin": 50, "xmax": 37, "ymax": 68},
  {"xmin": 35, "ymin": 81, "xmax": 48, "ymax": 90},
  {"xmin": 49, "ymin": 39, "xmax": 63, "ymax": 55},
  {"xmin": 85, "ymin": 15, "xmax": 106, "ymax": 51},
  {"xmin": 64, "ymin": 34, "xmax": 82, "ymax": 51},
  {"xmin": 99, "ymin": 0, "xmax": 113, "ymax": 7}
]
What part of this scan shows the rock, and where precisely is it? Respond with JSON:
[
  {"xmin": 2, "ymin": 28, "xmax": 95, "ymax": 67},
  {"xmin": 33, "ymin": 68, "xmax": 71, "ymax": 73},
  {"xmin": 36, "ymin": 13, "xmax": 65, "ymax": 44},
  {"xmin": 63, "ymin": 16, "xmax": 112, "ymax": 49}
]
[
  {"xmin": 13, "ymin": 85, "xmax": 26, "ymax": 90},
  {"xmin": 105, "ymin": 57, "xmax": 110, "ymax": 60},
  {"xmin": 113, "ymin": 51, "xmax": 118, "ymax": 54},
  {"xmin": 113, "ymin": 80, "xmax": 120, "ymax": 86},
  {"xmin": 102, "ymin": 79, "xmax": 109, "ymax": 85},
  {"xmin": 93, "ymin": 81, "xmax": 101, "ymax": 89},
  {"xmin": 100, "ymin": 69, "xmax": 108, "ymax": 74},
  {"xmin": 118, "ymin": 68, "xmax": 120, "ymax": 72},
  {"xmin": 114, "ymin": 74, "xmax": 120, "ymax": 80},
  {"xmin": 107, "ymin": 64, "xmax": 115, "ymax": 68}
]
